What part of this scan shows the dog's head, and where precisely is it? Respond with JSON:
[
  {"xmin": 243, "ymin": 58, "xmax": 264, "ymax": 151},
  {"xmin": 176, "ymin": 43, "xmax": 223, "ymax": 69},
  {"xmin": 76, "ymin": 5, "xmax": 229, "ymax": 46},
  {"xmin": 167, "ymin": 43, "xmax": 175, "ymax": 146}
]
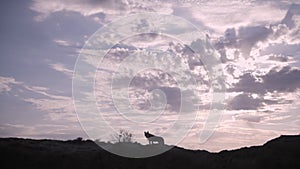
[{"xmin": 144, "ymin": 131, "xmax": 150, "ymax": 138}]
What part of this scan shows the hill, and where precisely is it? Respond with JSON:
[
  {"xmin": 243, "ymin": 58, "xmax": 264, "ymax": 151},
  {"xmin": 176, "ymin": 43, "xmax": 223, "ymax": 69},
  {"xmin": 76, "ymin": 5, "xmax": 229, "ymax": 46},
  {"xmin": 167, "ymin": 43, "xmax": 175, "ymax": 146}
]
[{"xmin": 0, "ymin": 135, "xmax": 299, "ymax": 169}]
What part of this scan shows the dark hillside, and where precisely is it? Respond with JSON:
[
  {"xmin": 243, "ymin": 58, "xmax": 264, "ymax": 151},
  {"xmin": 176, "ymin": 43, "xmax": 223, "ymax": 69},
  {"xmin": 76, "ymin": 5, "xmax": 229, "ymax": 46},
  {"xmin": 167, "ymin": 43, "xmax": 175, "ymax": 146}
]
[{"xmin": 0, "ymin": 135, "xmax": 299, "ymax": 169}]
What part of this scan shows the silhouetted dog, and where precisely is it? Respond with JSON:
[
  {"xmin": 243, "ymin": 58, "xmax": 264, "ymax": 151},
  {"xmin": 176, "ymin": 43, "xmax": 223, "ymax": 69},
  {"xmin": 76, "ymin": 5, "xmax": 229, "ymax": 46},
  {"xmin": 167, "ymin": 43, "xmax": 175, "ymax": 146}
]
[{"xmin": 144, "ymin": 131, "xmax": 164, "ymax": 145}]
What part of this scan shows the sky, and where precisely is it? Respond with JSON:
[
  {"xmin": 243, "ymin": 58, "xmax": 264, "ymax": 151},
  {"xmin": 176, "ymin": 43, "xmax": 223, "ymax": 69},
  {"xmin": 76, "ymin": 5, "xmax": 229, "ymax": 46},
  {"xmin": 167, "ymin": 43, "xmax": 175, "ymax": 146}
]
[{"xmin": 0, "ymin": 0, "xmax": 300, "ymax": 152}]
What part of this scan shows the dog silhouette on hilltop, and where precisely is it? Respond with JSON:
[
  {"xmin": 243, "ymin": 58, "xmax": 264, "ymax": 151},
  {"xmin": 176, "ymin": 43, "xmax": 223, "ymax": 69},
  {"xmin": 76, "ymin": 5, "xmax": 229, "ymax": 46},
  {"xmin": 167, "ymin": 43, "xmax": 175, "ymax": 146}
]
[{"xmin": 144, "ymin": 131, "xmax": 164, "ymax": 145}]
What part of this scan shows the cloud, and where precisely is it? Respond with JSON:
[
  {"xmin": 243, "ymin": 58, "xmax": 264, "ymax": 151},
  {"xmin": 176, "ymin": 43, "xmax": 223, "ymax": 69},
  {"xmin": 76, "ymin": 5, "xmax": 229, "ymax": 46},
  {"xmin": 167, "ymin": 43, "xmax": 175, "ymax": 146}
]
[
  {"xmin": 53, "ymin": 39, "xmax": 81, "ymax": 48},
  {"xmin": 227, "ymin": 93, "xmax": 262, "ymax": 110},
  {"xmin": 263, "ymin": 66, "xmax": 300, "ymax": 92},
  {"xmin": 211, "ymin": 2, "xmax": 299, "ymax": 72},
  {"xmin": 53, "ymin": 39, "xmax": 72, "ymax": 47},
  {"xmin": 214, "ymin": 25, "xmax": 272, "ymax": 61},
  {"xmin": 0, "ymin": 123, "xmax": 85, "ymax": 139},
  {"xmin": 24, "ymin": 97, "xmax": 75, "ymax": 121},
  {"xmin": 92, "ymin": 33, "xmax": 210, "ymax": 115},
  {"xmin": 238, "ymin": 26, "xmax": 272, "ymax": 58},
  {"xmin": 269, "ymin": 4, "xmax": 300, "ymax": 44},
  {"xmin": 0, "ymin": 77, "xmax": 83, "ymax": 139},
  {"xmin": 0, "ymin": 76, "xmax": 22, "ymax": 93},
  {"xmin": 30, "ymin": 0, "xmax": 173, "ymax": 22},
  {"xmin": 49, "ymin": 63, "xmax": 74, "ymax": 78},
  {"xmin": 0, "ymin": 76, "xmax": 76, "ymax": 122},
  {"xmin": 30, "ymin": 0, "xmax": 124, "ymax": 21},
  {"xmin": 230, "ymin": 66, "xmax": 300, "ymax": 94},
  {"xmin": 229, "ymin": 72, "xmax": 263, "ymax": 93},
  {"xmin": 22, "ymin": 85, "xmax": 76, "ymax": 122},
  {"xmin": 233, "ymin": 113, "xmax": 263, "ymax": 123},
  {"xmin": 268, "ymin": 55, "xmax": 291, "ymax": 62},
  {"xmin": 177, "ymin": 0, "xmax": 287, "ymax": 34},
  {"xmin": 281, "ymin": 3, "xmax": 300, "ymax": 29},
  {"xmin": 0, "ymin": 123, "xmax": 35, "ymax": 137}
]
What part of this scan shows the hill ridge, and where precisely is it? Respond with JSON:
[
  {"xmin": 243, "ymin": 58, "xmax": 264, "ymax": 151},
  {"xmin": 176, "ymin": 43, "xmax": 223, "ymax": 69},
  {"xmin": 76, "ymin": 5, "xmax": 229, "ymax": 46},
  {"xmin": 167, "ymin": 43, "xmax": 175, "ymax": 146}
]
[{"xmin": 0, "ymin": 135, "xmax": 299, "ymax": 169}]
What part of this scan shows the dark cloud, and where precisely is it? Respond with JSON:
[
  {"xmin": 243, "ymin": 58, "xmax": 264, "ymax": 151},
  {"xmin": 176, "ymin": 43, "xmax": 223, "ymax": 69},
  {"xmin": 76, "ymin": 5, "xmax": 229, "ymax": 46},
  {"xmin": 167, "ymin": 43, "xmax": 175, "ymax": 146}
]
[
  {"xmin": 168, "ymin": 42, "xmax": 204, "ymax": 70},
  {"xmin": 229, "ymin": 73, "xmax": 264, "ymax": 94},
  {"xmin": 214, "ymin": 25, "xmax": 272, "ymax": 62},
  {"xmin": 128, "ymin": 85, "xmax": 185, "ymax": 112},
  {"xmin": 104, "ymin": 43, "xmax": 139, "ymax": 62},
  {"xmin": 281, "ymin": 3, "xmax": 300, "ymax": 29},
  {"xmin": 152, "ymin": 86, "xmax": 181, "ymax": 112},
  {"xmin": 154, "ymin": 86, "xmax": 200, "ymax": 113},
  {"xmin": 268, "ymin": 55, "xmax": 289, "ymax": 62},
  {"xmin": 213, "ymin": 3, "xmax": 300, "ymax": 63},
  {"xmin": 224, "ymin": 28, "xmax": 237, "ymax": 48},
  {"xmin": 260, "ymin": 43, "xmax": 300, "ymax": 57},
  {"xmin": 263, "ymin": 66, "xmax": 300, "ymax": 92},
  {"xmin": 111, "ymin": 69, "xmax": 183, "ymax": 112},
  {"xmin": 130, "ymin": 71, "xmax": 177, "ymax": 89},
  {"xmin": 230, "ymin": 66, "xmax": 300, "ymax": 94},
  {"xmin": 227, "ymin": 92, "xmax": 292, "ymax": 111},
  {"xmin": 238, "ymin": 26, "xmax": 272, "ymax": 57},
  {"xmin": 227, "ymin": 93, "xmax": 262, "ymax": 110},
  {"xmin": 130, "ymin": 73, "xmax": 197, "ymax": 112}
]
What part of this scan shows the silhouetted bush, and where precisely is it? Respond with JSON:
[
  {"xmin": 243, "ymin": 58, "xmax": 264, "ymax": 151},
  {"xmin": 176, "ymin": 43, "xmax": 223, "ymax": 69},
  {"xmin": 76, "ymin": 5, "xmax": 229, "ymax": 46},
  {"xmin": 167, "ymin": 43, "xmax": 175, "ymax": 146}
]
[{"xmin": 111, "ymin": 129, "xmax": 133, "ymax": 143}]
